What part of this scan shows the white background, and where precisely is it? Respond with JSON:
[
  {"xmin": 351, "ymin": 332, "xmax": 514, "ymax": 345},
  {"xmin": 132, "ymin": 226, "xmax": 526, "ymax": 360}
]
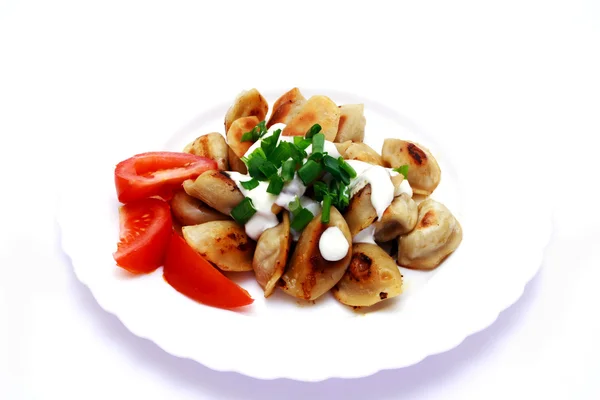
[{"xmin": 1, "ymin": 0, "xmax": 599, "ymax": 399}]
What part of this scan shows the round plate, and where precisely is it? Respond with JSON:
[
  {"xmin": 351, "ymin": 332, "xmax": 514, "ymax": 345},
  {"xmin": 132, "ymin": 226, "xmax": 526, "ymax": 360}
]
[{"xmin": 57, "ymin": 88, "xmax": 552, "ymax": 381}]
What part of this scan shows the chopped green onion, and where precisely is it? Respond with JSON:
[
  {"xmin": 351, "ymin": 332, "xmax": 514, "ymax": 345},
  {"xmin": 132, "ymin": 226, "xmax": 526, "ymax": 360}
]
[
  {"xmin": 241, "ymin": 120, "xmax": 267, "ymax": 142},
  {"xmin": 393, "ymin": 165, "xmax": 409, "ymax": 179},
  {"xmin": 231, "ymin": 197, "xmax": 256, "ymax": 225},
  {"xmin": 267, "ymin": 175, "xmax": 284, "ymax": 195},
  {"xmin": 321, "ymin": 195, "xmax": 332, "ymax": 224},
  {"xmin": 288, "ymin": 197, "xmax": 303, "ymax": 217},
  {"xmin": 290, "ymin": 143, "xmax": 307, "ymax": 162},
  {"xmin": 259, "ymin": 161, "xmax": 278, "ymax": 179},
  {"xmin": 281, "ymin": 159, "xmax": 296, "ymax": 182},
  {"xmin": 298, "ymin": 160, "xmax": 323, "ymax": 185},
  {"xmin": 246, "ymin": 149, "xmax": 268, "ymax": 180},
  {"xmin": 338, "ymin": 157, "xmax": 357, "ymax": 178},
  {"xmin": 312, "ymin": 133, "xmax": 325, "ymax": 154},
  {"xmin": 293, "ymin": 136, "xmax": 311, "ymax": 150},
  {"xmin": 308, "ymin": 151, "xmax": 325, "ymax": 162},
  {"xmin": 323, "ymin": 155, "xmax": 350, "ymax": 185},
  {"xmin": 270, "ymin": 141, "xmax": 291, "ymax": 167},
  {"xmin": 337, "ymin": 184, "xmax": 350, "ymax": 211},
  {"xmin": 290, "ymin": 208, "xmax": 314, "ymax": 231},
  {"xmin": 240, "ymin": 178, "xmax": 259, "ymax": 190},
  {"xmin": 313, "ymin": 181, "xmax": 328, "ymax": 201},
  {"xmin": 260, "ymin": 128, "xmax": 281, "ymax": 156},
  {"xmin": 305, "ymin": 124, "xmax": 322, "ymax": 139}
]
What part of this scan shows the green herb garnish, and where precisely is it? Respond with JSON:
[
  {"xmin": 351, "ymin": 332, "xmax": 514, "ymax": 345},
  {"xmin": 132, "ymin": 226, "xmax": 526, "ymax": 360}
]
[
  {"xmin": 290, "ymin": 208, "xmax": 314, "ymax": 231},
  {"xmin": 266, "ymin": 175, "xmax": 284, "ymax": 195},
  {"xmin": 293, "ymin": 136, "xmax": 311, "ymax": 150},
  {"xmin": 297, "ymin": 159, "xmax": 323, "ymax": 185},
  {"xmin": 231, "ymin": 197, "xmax": 256, "ymax": 224},
  {"xmin": 240, "ymin": 178, "xmax": 259, "ymax": 190},
  {"xmin": 321, "ymin": 194, "xmax": 332, "ymax": 224},
  {"xmin": 304, "ymin": 124, "xmax": 322, "ymax": 139},
  {"xmin": 281, "ymin": 159, "xmax": 296, "ymax": 183},
  {"xmin": 258, "ymin": 161, "xmax": 278, "ymax": 180},
  {"xmin": 270, "ymin": 141, "xmax": 292, "ymax": 167},
  {"xmin": 338, "ymin": 157, "xmax": 357, "ymax": 179},
  {"xmin": 393, "ymin": 165, "xmax": 409, "ymax": 179},
  {"xmin": 241, "ymin": 120, "xmax": 267, "ymax": 142},
  {"xmin": 311, "ymin": 133, "xmax": 325, "ymax": 154},
  {"xmin": 260, "ymin": 128, "xmax": 281, "ymax": 156}
]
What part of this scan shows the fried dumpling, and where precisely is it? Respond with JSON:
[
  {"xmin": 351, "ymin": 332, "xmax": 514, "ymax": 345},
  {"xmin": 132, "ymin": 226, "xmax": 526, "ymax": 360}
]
[
  {"xmin": 280, "ymin": 208, "xmax": 352, "ymax": 300},
  {"xmin": 183, "ymin": 170, "xmax": 244, "ymax": 215},
  {"xmin": 183, "ymin": 132, "xmax": 229, "ymax": 170},
  {"xmin": 253, "ymin": 213, "xmax": 291, "ymax": 297},
  {"xmin": 334, "ymin": 104, "xmax": 366, "ymax": 143},
  {"xmin": 332, "ymin": 243, "xmax": 403, "ymax": 307},
  {"xmin": 340, "ymin": 142, "xmax": 383, "ymax": 166},
  {"xmin": 266, "ymin": 87, "xmax": 306, "ymax": 128},
  {"xmin": 227, "ymin": 116, "xmax": 259, "ymax": 158},
  {"xmin": 170, "ymin": 190, "xmax": 229, "ymax": 226},
  {"xmin": 373, "ymin": 193, "xmax": 418, "ymax": 242},
  {"xmin": 182, "ymin": 221, "xmax": 255, "ymax": 272},
  {"xmin": 397, "ymin": 199, "xmax": 462, "ymax": 270},
  {"xmin": 381, "ymin": 139, "xmax": 441, "ymax": 196},
  {"xmin": 282, "ymin": 95, "xmax": 341, "ymax": 141},
  {"xmin": 224, "ymin": 88, "xmax": 268, "ymax": 133},
  {"xmin": 343, "ymin": 184, "xmax": 377, "ymax": 237}
]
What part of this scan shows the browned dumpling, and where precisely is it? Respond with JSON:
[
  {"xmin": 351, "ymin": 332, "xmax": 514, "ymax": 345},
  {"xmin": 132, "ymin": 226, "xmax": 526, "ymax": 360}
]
[
  {"xmin": 382, "ymin": 139, "xmax": 441, "ymax": 196},
  {"xmin": 397, "ymin": 199, "xmax": 462, "ymax": 270},
  {"xmin": 267, "ymin": 87, "xmax": 306, "ymax": 128},
  {"xmin": 282, "ymin": 95, "xmax": 341, "ymax": 141},
  {"xmin": 170, "ymin": 190, "xmax": 229, "ymax": 226},
  {"xmin": 224, "ymin": 88, "xmax": 269, "ymax": 133},
  {"xmin": 373, "ymin": 193, "xmax": 418, "ymax": 242},
  {"xmin": 183, "ymin": 170, "xmax": 244, "ymax": 215},
  {"xmin": 280, "ymin": 208, "xmax": 352, "ymax": 300},
  {"xmin": 182, "ymin": 221, "xmax": 255, "ymax": 271},
  {"xmin": 334, "ymin": 104, "xmax": 366, "ymax": 143},
  {"xmin": 227, "ymin": 116, "xmax": 259, "ymax": 158},
  {"xmin": 228, "ymin": 147, "xmax": 248, "ymax": 174},
  {"xmin": 332, "ymin": 243, "xmax": 403, "ymax": 307},
  {"xmin": 341, "ymin": 142, "xmax": 383, "ymax": 166},
  {"xmin": 253, "ymin": 213, "xmax": 291, "ymax": 297},
  {"xmin": 183, "ymin": 132, "xmax": 229, "ymax": 170},
  {"xmin": 343, "ymin": 185, "xmax": 377, "ymax": 237}
]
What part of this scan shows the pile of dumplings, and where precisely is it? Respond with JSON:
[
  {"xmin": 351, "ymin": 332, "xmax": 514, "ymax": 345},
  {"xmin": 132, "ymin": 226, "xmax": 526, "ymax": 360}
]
[{"xmin": 174, "ymin": 88, "xmax": 463, "ymax": 309}]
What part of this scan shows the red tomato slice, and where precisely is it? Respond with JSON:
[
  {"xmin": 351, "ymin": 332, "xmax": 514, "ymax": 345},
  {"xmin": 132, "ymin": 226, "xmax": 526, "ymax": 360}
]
[
  {"xmin": 113, "ymin": 198, "xmax": 173, "ymax": 274},
  {"xmin": 163, "ymin": 234, "xmax": 254, "ymax": 309},
  {"xmin": 115, "ymin": 152, "xmax": 217, "ymax": 203}
]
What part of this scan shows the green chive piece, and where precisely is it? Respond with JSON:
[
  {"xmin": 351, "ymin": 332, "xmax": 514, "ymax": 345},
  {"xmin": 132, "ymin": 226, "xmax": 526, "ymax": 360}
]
[
  {"xmin": 312, "ymin": 133, "xmax": 325, "ymax": 154},
  {"xmin": 246, "ymin": 150, "xmax": 268, "ymax": 180},
  {"xmin": 267, "ymin": 175, "xmax": 284, "ymax": 195},
  {"xmin": 305, "ymin": 124, "xmax": 322, "ymax": 139},
  {"xmin": 231, "ymin": 197, "xmax": 256, "ymax": 225},
  {"xmin": 297, "ymin": 160, "xmax": 323, "ymax": 185},
  {"xmin": 270, "ymin": 141, "xmax": 292, "ymax": 167},
  {"xmin": 281, "ymin": 159, "xmax": 296, "ymax": 182},
  {"xmin": 293, "ymin": 136, "xmax": 312, "ymax": 150},
  {"xmin": 393, "ymin": 165, "xmax": 409, "ymax": 179},
  {"xmin": 321, "ymin": 195, "xmax": 332, "ymax": 224},
  {"xmin": 338, "ymin": 157, "xmax": 357, "ymax": 178},
  {"xmin": 290, "ymin": 208, "xmax": 314, "ymax": 231},
  {"xmin": 290, "ymin": 143, "xmax": 307, "ymax": 162},
  {"xmin": 241, "ymin": 120, "xmax": 267, "ymax": 142},
  {"xmin": 240, "ymin": 178, "xmax": 259, "ymax": 190},
  {"xmin": 288, "ymin": 197, "xmax": 303, "ymax": 217},
  {"xmin": 308, "ymin": 151, "xmax": 325, "ymax": 162},
  {"xmin": 259, "ymin": 161, "xmax": 278, "ymax": 179},
  {"xmin": 313, "ymin": 181, "xmax": 328, "ymax": 201},
  {"xmin": 261, "ymin": 129, "xmax": 281, "ymax": 156}
]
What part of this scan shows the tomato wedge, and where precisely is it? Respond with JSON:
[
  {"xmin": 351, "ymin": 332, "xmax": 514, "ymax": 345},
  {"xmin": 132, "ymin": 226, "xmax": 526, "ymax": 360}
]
[
  {"xmin": 113, "ymin": 198, "xmax": 172, "ymax": 274},
  {"xmin": 115, "ymin": 152, "xmax": 217, "ymax": 203},
  {"xmin": 163, "ymin": 234, "xmax": 254, "ymax": 309}
]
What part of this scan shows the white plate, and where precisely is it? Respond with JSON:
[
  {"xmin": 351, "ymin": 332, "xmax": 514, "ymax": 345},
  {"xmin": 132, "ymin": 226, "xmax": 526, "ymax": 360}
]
[{"xmin": 57, "ymin": 88, "xmax": 552, "ymax": 381}]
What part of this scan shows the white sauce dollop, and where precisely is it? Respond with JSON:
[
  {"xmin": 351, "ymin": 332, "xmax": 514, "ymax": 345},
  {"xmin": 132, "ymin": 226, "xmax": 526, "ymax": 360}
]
[
  {"xmin": 319, "ymin": 227, "xmax": 349, "ymax": 261},
  {"xmin": 346, "ymin": 160, "xmax": 395, "ymax": 220},
  {"xmin": 352, "ymin": 225, "xmax": 377, "ymax": 244}
]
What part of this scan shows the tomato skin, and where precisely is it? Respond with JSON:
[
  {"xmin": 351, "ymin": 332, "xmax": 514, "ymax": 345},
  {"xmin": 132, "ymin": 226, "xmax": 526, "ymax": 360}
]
[
  {"xmin": 113, "ymin": 198, "xmax": 172, "ymax": 274},
  {"xmin": 115, "ymin": 152, "xmax": 217, "ymax": 203},
  {"xmin": 163, "ymin": 234, "xmax": 254, "ymax": 309}
]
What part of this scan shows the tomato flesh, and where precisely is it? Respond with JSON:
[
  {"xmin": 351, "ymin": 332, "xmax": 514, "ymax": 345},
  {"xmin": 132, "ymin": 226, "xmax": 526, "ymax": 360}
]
[
  {"xmin": 114, "ymin": 198, "xmax": 172, "ymax": 274},
  {"xmin": 163, "ymin": 234, "xmax": 254, "ymax": 309},
  {"xmin": 115, "ymin": 152, "xmax": 217, "ymax": 203}
]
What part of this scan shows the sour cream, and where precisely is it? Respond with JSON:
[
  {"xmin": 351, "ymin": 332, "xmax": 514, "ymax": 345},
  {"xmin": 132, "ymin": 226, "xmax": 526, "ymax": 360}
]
[
  {"xmin": 346, "ymin": 160, "xmax": 395, "ymax": 220},
  {"xmin": 319, "ymin": 227, "xmax": 349, "ymax": 261},
  {"xmin": 352, "ymin": 225, "xmax": 376, "ymax": 244}
]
